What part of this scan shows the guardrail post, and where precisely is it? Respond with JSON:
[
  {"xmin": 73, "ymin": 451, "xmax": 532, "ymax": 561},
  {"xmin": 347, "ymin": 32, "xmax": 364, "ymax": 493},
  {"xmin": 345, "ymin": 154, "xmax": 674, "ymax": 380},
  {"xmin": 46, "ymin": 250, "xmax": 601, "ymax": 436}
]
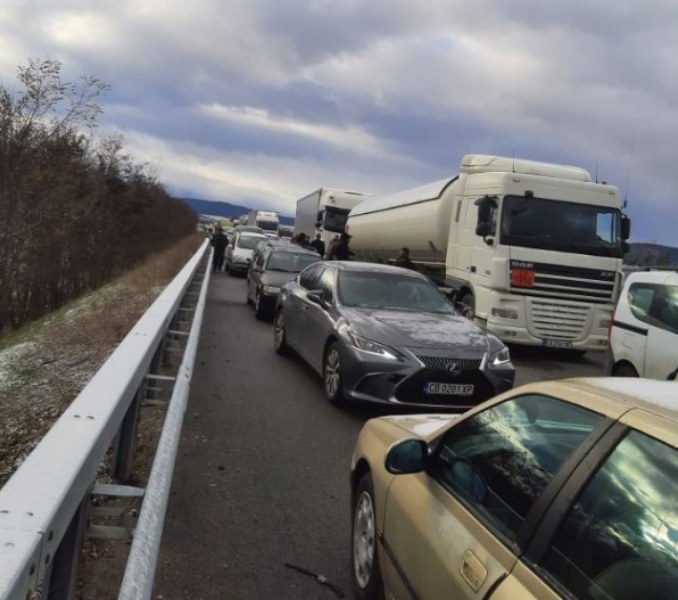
[
  {"xmin": 42, "ymin": 497, "xmax": 88, "ymax": 600},
  {"xmin": 113, "ymin": 384, "xmax": 145, "ymax": 483}
]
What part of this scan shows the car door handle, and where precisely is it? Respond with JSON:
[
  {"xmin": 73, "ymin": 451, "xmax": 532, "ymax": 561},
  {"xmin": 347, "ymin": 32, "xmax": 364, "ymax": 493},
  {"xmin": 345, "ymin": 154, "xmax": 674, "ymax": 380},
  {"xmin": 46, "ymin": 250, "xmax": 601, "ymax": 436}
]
[{"xmin": 460, "ymin": 550, "xmax": 487, "ymax": 592}]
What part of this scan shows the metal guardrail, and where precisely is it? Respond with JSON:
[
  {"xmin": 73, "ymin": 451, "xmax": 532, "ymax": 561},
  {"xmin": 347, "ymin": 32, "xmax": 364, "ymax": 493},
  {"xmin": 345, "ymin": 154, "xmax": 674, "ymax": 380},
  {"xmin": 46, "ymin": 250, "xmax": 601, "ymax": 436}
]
[{"xmin": 0, "ymin": 240, "xmax": 211, "ymax": 599}]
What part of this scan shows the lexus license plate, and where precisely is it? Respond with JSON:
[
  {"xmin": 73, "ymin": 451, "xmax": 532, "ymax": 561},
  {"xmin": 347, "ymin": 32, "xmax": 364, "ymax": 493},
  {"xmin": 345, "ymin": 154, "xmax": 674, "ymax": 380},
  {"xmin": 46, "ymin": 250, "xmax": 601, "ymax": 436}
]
[
  {"xmin": 541, "ymin": 339, "xmax": 572, "ymax": 349},
  {"xmin": 426, "ymin": 382, "xmax": 474, "ymax": 396}
]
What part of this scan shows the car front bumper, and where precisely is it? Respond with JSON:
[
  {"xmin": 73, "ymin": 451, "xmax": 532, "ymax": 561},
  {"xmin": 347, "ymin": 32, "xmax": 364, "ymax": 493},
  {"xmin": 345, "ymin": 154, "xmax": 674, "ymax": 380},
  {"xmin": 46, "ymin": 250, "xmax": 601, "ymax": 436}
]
[{"xmin": 339, "ymin": 344, "xmax": 515, "ymax": 411}]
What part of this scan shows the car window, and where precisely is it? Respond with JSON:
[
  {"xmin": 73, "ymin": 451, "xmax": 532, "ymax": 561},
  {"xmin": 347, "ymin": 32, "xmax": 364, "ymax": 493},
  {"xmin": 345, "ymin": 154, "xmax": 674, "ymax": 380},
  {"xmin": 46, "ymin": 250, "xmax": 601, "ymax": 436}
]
[
  {"xmin": 237, "ymin": 235, "xmax": 266, "ymax": 250},
  {"xmin": 318, "ymin": 268, "xmax": 334, "ymax": 301},
  {"xmin": 298, "ymin": 264, "xmax": 324, "ymax": 290},
  {"xmin": 255, "ymin": 248, "xmax": 268, "ymax": 269},
  {"xmin": 628, "ymin": 283, "xmax": 678, "ymax": 334},
  {"xmin": 433, "ymin": 395, "xmax": 604, "ymax": 546},
  {"xmin": 540, "ymin": 430, "xmax": 677, "ymax": 600},
  {"xmin": 267, "ymin": 252, "xmax": 320, "ymax": 273}
]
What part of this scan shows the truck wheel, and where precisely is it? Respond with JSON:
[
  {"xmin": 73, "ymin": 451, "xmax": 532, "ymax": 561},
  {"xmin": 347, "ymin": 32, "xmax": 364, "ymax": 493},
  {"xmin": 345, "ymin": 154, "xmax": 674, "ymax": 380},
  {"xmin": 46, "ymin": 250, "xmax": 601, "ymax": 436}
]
[{"xmin": 458, "ymin": 293, "xmax": 474, "ymax": 320}]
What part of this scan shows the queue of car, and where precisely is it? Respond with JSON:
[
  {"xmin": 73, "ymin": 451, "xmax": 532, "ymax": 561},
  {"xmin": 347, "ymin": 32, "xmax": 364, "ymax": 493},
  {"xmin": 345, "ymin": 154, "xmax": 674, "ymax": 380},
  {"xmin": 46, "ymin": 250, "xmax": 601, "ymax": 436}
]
[{"xmin": 220, "ymin": 244, "xmax": 676, "ymax": 599}]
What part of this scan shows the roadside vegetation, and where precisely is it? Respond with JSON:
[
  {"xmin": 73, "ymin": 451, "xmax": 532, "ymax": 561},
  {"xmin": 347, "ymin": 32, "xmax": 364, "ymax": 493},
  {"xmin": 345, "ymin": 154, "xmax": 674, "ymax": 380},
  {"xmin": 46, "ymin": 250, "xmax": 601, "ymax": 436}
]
[
  {"xmin": 0, "ymin": 57, "xmax": 202, "ymax": 486},
  {"xmin": 0, "ymin": 58, "xmax": 197, "ymax": 336}
]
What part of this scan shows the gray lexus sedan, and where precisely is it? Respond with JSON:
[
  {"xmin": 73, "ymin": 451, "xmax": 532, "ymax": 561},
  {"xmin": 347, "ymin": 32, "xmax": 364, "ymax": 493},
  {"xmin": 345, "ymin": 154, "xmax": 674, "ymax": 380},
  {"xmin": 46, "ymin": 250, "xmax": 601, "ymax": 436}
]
[{"xmin": 273, "ymin": 262, "xmax": 515, "ymax": 409}]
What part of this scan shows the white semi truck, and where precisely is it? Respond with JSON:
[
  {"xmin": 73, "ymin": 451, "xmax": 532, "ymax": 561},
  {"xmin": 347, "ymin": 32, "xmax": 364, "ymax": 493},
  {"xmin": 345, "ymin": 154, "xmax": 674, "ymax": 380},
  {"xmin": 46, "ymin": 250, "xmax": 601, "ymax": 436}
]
[
  {"xmin": 295, "ymin": 188, "xmax": 372, "ymax": 246},
  {"xmin": 346, "ymin": 154, "xmax": 631, "ymax": 352},
  {"xmin": 248, "ymin": 209, "xmax": 280, "ymax": 234}
]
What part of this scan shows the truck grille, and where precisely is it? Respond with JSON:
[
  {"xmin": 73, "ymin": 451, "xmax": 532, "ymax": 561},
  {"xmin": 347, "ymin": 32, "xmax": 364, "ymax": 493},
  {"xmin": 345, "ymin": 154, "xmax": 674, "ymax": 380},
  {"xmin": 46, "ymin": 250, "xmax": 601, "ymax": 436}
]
[
  {"xmin": 510, "ymin": 261, "xmax": 616, "ymax": 304},
  {"xmin": 529, "ymin": 299, "xmax": 591, "ymax": 340}
]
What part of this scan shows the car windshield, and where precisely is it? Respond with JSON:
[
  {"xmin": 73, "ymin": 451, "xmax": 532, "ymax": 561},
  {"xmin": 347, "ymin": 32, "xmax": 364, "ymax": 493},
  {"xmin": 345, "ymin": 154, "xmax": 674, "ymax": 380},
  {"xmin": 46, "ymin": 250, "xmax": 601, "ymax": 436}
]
[
  {"xmin": 258, "ymin": 220, "xmax": 279, "ymax": 232},
  {"xmin": 237, "ymin": 235, "xmax": 266, "ymax": 249},
  {"xmin": 338, "ymin": 271, "xmax": 454, "ymax": 313},
  {"xmin": 267, "ymin": 252, "xmax": 320, "ymax": 272}
]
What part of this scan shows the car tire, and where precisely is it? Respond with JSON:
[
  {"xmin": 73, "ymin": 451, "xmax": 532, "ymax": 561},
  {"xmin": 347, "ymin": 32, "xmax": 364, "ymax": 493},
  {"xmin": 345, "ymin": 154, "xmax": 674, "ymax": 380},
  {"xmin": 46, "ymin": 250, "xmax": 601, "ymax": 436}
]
[
  {"xmin": 458, "ymin": 292, "xmax": 474, "ymax": 320},
  {"xmin": 323, "ymin": 342, "xmax": 346, "ymax": 406},
  {"xmin": 254, "ymin": 291, "xmax": 266, "ymax": 320},
  {"xmin": 352, "ymin": 472, "xmax": 383, "ymax": 600},
  {"xmin": 273, "ymin": 311, "xmax": 289, "ymax": 355},
  {"xmin": 228, "ymin": 265, "xmax": 237, "ymax": 277},
  {"xmin": 615, "ymin": 363, "xmax": 639, "ymax": 377}
]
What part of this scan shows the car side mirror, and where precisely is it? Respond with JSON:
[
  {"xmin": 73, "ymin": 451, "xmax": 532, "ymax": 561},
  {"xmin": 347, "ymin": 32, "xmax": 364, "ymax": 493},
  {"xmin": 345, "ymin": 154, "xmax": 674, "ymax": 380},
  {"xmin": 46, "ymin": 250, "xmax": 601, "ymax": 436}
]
[
  {"xmin": 385, "ymin": 439, "xmax": 428, "ymax": 474},
  {"xmin": 307, "ymin": 290, "xmax": 327, "ymax": 308}
]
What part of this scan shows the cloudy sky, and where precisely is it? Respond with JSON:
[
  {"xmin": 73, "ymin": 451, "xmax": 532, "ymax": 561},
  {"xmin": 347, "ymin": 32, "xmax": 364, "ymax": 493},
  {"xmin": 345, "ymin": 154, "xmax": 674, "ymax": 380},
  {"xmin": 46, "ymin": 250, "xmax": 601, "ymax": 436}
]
[{"xmin": 1, "ymin": 0, "xmax": 677, "ymax": 245}]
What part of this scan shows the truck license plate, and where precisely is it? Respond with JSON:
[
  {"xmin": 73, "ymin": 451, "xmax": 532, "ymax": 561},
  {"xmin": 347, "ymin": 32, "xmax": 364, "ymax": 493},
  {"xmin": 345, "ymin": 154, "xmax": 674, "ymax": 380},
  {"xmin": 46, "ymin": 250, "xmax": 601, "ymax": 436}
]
[
  {"xmin": 541, "ymin": 339, "xmax": 572, "ymax": 349},
  {"xmin": 426, "ymin": 382, "xmax": 474, "ymax": 396}
]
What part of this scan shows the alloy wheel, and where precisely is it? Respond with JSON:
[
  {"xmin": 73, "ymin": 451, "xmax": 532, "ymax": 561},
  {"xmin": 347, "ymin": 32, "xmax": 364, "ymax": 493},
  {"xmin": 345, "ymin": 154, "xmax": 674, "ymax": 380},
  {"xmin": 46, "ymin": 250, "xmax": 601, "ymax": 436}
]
[
  {"xmin": 353, "ymin": 490, "xmax": 376, "ymax": 589},
  {"xmin": 324, "ymin": 347, "xmax": 341, "ymax": 399}
]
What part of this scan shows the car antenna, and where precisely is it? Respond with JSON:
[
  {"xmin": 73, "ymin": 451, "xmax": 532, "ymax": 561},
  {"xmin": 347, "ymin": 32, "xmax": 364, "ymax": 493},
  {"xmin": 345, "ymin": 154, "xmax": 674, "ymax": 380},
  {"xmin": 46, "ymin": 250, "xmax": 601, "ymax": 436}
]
[
  {"xmin": 623, "ymin": 134, "xmax": 635, "ymax": 209},
  {"xmin": 512, "ymin": 150, "xmax": 516, "ymax": 173},
  {"xmin": 594, "ymin": 162, "xmax": 598, "ymax": 184}
]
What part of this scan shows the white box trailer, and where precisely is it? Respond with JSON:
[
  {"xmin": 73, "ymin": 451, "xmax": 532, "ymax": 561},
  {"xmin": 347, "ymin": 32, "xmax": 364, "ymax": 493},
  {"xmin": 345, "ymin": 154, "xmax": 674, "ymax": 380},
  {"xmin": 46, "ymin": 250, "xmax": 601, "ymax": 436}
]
[
  {"xmin": 248, "ymin": 209, "xmax": 280, "ymax": 234},
  {"xmin": 295, "ymin": 188, "xmax": 372, "ymax": 246},
  {"xmin": 347, "ymin": 154, "xmax": 631, "ymax": 352}
]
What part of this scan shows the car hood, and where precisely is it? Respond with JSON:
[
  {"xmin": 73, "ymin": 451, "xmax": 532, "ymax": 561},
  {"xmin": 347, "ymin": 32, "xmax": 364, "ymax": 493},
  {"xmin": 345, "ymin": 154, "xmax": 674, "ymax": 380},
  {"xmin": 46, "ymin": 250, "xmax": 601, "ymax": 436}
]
[
  {"xmin": 261, "ymin": 271, "xmax": 300, "ymax": 287},
  {"xmin": 380, "ymin": 414, "xmax": 462, "ymax": 441},
  {"xmin": 342, "ymin": 308, "xmax": 489, "ymax": 355}
]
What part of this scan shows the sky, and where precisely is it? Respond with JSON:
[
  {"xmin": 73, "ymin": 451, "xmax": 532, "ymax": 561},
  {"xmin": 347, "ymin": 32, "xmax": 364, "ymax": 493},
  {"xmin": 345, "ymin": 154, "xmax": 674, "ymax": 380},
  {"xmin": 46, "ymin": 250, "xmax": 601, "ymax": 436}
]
[{"xmin": 1, "ymin": 0, "xmax": 677, "ymax": 245}]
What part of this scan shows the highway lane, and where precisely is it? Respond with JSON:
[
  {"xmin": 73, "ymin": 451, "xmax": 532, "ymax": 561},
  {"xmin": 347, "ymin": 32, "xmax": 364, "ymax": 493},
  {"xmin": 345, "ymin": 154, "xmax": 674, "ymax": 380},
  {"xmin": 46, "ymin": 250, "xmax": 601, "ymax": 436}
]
[{"xmin": 153, "ymin": 271, "xmax": 608, "ymax": 599}]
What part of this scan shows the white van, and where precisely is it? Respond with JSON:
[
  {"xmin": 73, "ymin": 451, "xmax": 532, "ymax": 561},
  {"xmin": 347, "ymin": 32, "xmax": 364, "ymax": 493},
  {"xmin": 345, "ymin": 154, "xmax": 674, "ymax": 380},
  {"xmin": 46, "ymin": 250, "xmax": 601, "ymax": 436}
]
[{"xmin": 608, "ymin": 270, "xmax": 678, "ymax": 380}]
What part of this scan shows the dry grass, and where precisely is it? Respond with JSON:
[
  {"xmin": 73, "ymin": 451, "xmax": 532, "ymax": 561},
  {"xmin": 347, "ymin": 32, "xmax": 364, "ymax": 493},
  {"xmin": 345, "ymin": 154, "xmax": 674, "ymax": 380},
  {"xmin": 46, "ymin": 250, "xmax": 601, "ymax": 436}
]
[{"xmin": 0, "ymin": 233, "xmax": 204, "ymax": 487}]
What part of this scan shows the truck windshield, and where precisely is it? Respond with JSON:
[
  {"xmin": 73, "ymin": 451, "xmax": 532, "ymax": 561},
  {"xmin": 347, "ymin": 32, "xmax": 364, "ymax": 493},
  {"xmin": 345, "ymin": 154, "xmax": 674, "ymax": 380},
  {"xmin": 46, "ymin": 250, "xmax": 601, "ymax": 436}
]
[
  {"xmin": 500, "ymin": 196, "xmax": 623, "ymax": 258},
  {"xmin": 323, "ymin": 206, "xmax": 351, "ymax": 233},
  {"xmin": 257, "ymin": 220, "xmax": 279, "ymax": 232}
]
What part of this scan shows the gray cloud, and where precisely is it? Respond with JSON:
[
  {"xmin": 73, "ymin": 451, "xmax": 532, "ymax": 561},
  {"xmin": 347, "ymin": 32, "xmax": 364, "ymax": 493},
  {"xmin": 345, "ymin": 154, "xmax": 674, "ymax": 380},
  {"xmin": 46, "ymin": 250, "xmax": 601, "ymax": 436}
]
[{"xmin": 0, "ymin": 0, "xmax": 676, "ymax": 243}]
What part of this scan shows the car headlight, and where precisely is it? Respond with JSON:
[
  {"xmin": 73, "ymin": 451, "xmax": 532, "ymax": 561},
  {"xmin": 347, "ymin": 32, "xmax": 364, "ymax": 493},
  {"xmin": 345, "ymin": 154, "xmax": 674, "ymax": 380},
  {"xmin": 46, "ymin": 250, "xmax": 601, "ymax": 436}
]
[
  {"xmin": 263, "ymin": 285, "xmax": 281, "ymax": 294},
  {"xmin": 490, "ymin": 346, "xmax": 511, "ymax": 367},
  {"xmin": 347, "ymin": 332, "xmax": 400, "ymax": 360}
]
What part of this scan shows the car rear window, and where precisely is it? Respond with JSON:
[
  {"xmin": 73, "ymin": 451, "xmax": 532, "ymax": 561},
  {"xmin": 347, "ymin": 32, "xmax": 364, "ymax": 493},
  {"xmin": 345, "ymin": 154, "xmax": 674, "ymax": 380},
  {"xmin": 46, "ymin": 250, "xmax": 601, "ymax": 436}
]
[{"xmin": 267, "ymin": 252, "xmax": 320, "ymax": 273}]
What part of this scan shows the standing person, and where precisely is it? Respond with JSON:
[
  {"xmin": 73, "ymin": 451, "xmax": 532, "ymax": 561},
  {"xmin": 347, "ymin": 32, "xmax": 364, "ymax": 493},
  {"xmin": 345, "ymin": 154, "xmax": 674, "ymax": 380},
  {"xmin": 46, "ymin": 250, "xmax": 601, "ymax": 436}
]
[
  {"xmin": 394, "ymin": 247, "xmax": 416, "ymax": 270},
  {"xmin": 326, "ymin": 235, "xmax": 340, "ymax": 259},
  {"xmin": 309, "ymin": 233, "xmax": 326, "ymax": 257},
  {"xmin": 210, "ymin": 225, "xmax": 228, "ymax": 272},
  {"xmin": 334, "ymin": 232, "xmax": 354, "ymax": 261}
]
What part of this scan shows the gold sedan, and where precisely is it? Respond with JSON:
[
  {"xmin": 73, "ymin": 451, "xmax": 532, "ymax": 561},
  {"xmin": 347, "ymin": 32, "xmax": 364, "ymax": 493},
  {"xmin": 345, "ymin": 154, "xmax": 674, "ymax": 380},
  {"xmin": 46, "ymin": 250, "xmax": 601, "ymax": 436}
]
[{"xmin": 350, "ymin": 378, "xmax": 678, "ymax": 600}]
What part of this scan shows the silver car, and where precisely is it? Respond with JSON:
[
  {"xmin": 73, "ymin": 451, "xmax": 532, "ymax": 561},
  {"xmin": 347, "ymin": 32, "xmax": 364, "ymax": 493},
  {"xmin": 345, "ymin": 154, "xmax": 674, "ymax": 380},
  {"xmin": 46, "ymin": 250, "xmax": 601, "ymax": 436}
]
[
  {"xmin": 273, "ymin": 262, "xmax": 515, "ymax": 409},
  {"xmin": 225, "ymin": 232, "xmax": 268, "ymax": 275}
]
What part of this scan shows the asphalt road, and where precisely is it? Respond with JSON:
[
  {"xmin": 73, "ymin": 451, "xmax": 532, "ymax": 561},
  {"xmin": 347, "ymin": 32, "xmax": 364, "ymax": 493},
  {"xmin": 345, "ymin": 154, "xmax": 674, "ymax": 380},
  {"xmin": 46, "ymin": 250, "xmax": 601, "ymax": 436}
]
[{"xmin": 153, "ymin": 272, "xmax": 607, "ymax": 600}]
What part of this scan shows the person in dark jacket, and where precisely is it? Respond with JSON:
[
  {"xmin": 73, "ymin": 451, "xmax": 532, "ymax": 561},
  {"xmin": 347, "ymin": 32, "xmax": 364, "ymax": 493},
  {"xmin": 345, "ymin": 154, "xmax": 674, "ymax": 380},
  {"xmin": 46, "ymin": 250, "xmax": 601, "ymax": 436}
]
[
  {"xmin": 394, "ymin": 247, "xmax": 416, "ymax": 270},
  {"xmin": 326, "ymin": 235, "xmax": 340, "ymax": 259},
  {"xmin": 210, "ymin": 225, "xmax": 228, "ymax": 272},
  {"xmin": 309, "ymin": 233, "xmax": 326, "ymax": 257},
  {"xmin": 334, "ymin": 232, "xmax": 354, "ymax": 261}
]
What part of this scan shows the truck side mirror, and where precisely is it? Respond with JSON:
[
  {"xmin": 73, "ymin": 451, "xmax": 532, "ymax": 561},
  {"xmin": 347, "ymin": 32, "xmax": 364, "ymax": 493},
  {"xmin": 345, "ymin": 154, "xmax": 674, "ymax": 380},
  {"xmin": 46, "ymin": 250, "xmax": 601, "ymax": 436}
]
[
  {"xmin": 475, "ymin": 195, "xmax": 497, "ymax": 241},
  {"xmin": 621, "ymin": 215, "xmax": 631, "ymax": 240}
]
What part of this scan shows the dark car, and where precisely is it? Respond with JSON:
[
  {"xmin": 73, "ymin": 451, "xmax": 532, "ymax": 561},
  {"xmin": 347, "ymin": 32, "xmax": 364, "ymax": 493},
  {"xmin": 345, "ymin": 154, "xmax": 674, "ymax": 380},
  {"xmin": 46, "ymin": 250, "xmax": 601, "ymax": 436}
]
[
  {"xmin": 246, "ymin": 244, "xmax": 321, "ymax": 319},
  {"xmin": 273, "ymin": 262, "xmax": 515, "ymax": 409}
]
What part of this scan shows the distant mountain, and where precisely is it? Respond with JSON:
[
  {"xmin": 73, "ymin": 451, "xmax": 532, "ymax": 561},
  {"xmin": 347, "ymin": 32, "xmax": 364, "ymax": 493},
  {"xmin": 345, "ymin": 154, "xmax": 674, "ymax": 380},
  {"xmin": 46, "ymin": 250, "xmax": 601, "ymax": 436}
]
[
  {"xmin": 179, "ymin": 197, "xmax": 676, "ymax": 261},
  {"xmin": 626, "ymin": 243, "xmax": 678, "ymax": 266},
  {"xmin": 178, "ymin": 197, "xmax": 294, "ymax": 226}
]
